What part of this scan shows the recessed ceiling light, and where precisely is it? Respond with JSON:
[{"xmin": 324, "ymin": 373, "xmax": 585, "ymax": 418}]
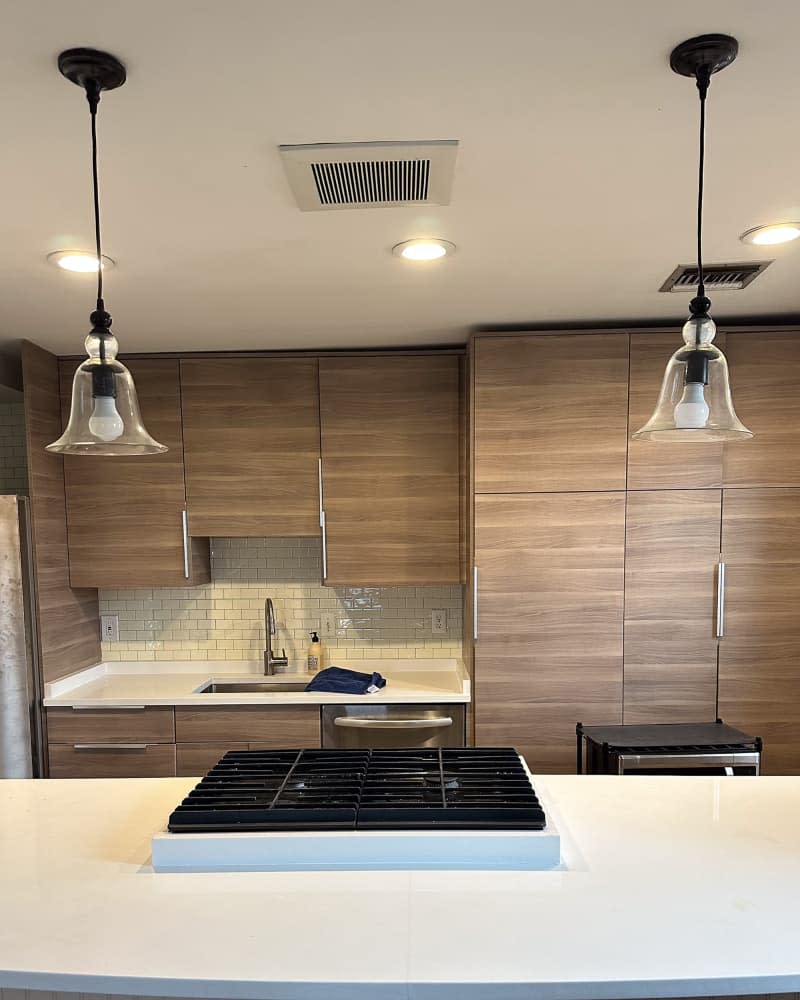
[
  {"xmin": 740, "ymin": 223, "xmax": 800, "ymax": 246},
  {"xmin": 392, "ymin": 239, "xmax": 455, "ymax": 261},
  {"xmin": 47, "ymin": 250, "xmax": 116, "ymax": 273}
]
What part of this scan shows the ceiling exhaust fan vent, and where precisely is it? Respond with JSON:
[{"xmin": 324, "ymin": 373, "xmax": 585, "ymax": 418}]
[
  {"xmin": 660, "ymin": 261, "xmax": 772, "ymax": 292},
  {"xmin": 279, "ymin": 140, "xmax": 458, "ymax": 211}
]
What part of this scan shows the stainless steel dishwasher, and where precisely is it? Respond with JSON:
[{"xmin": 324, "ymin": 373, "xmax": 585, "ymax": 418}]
[{"xmin": 321, "ymin": 704, "xmax": 466, "ymax": 749}]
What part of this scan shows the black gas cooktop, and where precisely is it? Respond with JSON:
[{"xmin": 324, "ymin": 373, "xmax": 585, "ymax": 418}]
[{"xmin": 167, "ymin": 747, "xmax": 546, "ymax": 833}]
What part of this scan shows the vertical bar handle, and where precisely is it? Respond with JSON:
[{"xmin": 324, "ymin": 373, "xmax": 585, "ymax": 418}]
[
  {"xmin": 321, "ymin": 511, "xmax": 328, "ymax": 581},
  {"xmin": 473, "ymin": 566, "xmax": 479, "ymax": 641},
  {"xmin": 181, "ymin": 509, "xmax": 190, "ymax": 579},
  {"xmin": 715, "ymin": 561, "xmax": 726, "ymax": 639},
  {"xmin": 318, "ymin": 459, "xmax": 327, "ymax": 582}
]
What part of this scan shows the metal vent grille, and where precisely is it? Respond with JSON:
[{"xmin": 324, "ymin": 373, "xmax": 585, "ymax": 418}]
[
  {"xmin": 310, "ymin": 159, "xmax": 430, "ymax": 206},
  {"xmin": 280, "ymin": 140, "xmax": 457, "ymax": 211},
  {"xmin": 660, "ymin": 261, "xmax": 772, "ymax": 292}
]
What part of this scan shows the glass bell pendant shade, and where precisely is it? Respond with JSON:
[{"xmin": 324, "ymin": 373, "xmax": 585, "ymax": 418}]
[
  {"xmin": 632, "ymin": 315, "xmax": 752, "ymax": 442},
  {"xmin": 46, "ymin": 329, "xmax": 167, "ymax": 456}
]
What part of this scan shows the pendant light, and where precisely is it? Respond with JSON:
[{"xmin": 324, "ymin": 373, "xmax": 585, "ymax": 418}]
[
  {"xmin": 47, "ymin": 49, "xmax": 167, "ymax": 456},
  {"xmin": 633, "ymin": 35, "xmax": 752, "ymax": 443}
]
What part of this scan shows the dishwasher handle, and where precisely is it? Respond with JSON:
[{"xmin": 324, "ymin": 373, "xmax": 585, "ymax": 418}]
[{"xmin": 333, "ymin": 716, "xmax": 454, "ymax": 730}]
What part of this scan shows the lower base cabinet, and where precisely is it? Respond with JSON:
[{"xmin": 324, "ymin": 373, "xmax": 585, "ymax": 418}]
[
  {"xmin": 176, "ymin": 742, "xmax": 248, "ymax": 776},
  {"xmin": 47, "ymin": 705, "xmax": 323, "ymax": 777},
  {"xmin": 174, "ymin": 706, "xmax": 321, "ymax": 745},
  {"xmin": 47, "ymin": 706, "xmax": 177, "ymax": 778},
  {"xmin": 49, "ymin": 743, "xmax": 177, "ymax": 778}
]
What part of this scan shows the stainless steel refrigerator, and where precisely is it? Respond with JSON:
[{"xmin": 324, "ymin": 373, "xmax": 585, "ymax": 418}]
[{"xmin": 0, "ymin": 494, "xmax": 45, "ymax": 777}]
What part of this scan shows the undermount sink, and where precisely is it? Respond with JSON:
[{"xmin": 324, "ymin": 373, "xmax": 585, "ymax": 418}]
[{"xmin": 198, "ymin": 679, "xmax": 310, "ymax": 694}]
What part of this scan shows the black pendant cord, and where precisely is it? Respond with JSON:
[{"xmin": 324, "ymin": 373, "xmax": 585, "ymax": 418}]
[
  {"xmin": 85, "ymin": 80, "xmax": 110, "ymax": 363},
  {"xmin": 89, "ymin": 91, "xmax": 103, "ymax": 310},
  {"xmin": 690, "ymin": 65, "xmax": 712, "ymax": 348},
  {"xmin": 695, "ymin": 67, "xmax": 710, "ymax": 300}
]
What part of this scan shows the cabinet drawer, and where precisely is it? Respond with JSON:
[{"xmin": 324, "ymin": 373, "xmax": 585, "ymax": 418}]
[
  {"xmin": 46, "ymin": 706, "xmax": 175, "ymax": 744},
  {"xmin": 176, "ymin": 742, "xmax": 248, "ymax": 776},
  {"xmin": 48, "ymin": 743, "xmax": 176, "ymax": 778},
  {"xmin": 175, "ymin": 706, "xmax": 320, "ymax": 745}
]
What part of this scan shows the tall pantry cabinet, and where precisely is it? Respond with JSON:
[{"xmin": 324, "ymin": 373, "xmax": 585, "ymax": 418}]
[
  {"xmin": 471, "ymin": 328, "xmax": 800, "ymax": 775},
  {"xmin": 472, "ymin": 334, "xmax": 629, "ymax": 771},
  {"xmin": 717, "ymin": 332, "xmax": 800, "ymax": 776}
]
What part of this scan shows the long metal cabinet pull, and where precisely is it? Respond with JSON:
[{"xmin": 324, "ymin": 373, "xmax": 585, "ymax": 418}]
[
  {"xmin": 318, "ymin": 458, "xmax": 328, "ymax": 581},
  {"xmin": 72, "ymin": 704, "xmax": 145, "ymax": 711},
  {"xmin": 73, "ymin": 743, "xmax": 151, "ymax": 751},
  {"xmin": 181, "ymin": 509, "xmax": 190, "ymax": 579},
  {"xmin": 473, "ymin": 566, "xmax": 479, "ymax": 641},
  {"xmin": 716, "ymin": 561, "xmax": 726, "ymax": 639}
]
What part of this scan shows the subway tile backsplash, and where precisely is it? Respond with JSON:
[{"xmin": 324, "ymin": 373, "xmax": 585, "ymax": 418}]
[{"xmin": 99, "ymin": 536, "xmax": 463, "ymax": 663}]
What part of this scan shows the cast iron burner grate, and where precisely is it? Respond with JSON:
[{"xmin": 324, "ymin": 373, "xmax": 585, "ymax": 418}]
[{"xmin": 167, "ymin": 748, "xmax": 546, "ymax": 833}]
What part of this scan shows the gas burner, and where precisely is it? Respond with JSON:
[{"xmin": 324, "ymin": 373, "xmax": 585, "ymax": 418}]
[
  {"xmin": 422, "ymin": 771, "xmax": 460, "ymax": 790},
  {"xmin": 167, "ymin": 748, "xmax": 546, "ymax": 832}
]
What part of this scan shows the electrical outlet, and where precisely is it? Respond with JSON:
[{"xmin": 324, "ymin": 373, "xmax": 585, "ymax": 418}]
[
  {"xmin": 431, "ymin": 609, "xmax": 447, "ymax": 635},
  {"xmin": 321, "ymin": 613, "xmax": 336, "ymax": 638},
  {"xmin": 100, "ymin": 614, "xmax": 119, "ymax": 642}
]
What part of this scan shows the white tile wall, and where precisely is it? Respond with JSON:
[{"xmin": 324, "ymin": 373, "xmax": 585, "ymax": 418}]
[
  {"xmin": 99, "ymin": 537, "xmax": 463, "ymax": 663},
  {"xmin": 0, "ymin": 401, "xmax": 27, "ymax": 494}
]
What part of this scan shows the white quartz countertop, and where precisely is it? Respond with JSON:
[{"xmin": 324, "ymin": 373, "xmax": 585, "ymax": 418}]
[
  {"xmin": 2, "ymin": 774, "xmax": 800, "ymax": 999},
  {"xmin": 42, "ymin": 658, "xmax": 469, "ymax": 706}
]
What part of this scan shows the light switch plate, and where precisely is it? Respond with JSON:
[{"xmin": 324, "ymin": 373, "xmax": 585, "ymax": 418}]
[
  {"xmin": 321, "ymin": 613, "xmax": 336, "ymax": 638},
  {"xmin": 101, "ymin": 614, "xmax": 119, "ymax": 642},
  {"xmin": 431, "ymin": 609, "xmax": 447, "ymax": 635}
]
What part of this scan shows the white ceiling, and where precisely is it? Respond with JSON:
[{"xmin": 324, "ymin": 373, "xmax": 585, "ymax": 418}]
[{"xmin": 2, "ymin": 0, "xmax": 800, "ymax": 356}]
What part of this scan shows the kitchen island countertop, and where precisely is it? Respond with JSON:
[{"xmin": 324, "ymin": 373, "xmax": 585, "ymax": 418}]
[{"xmin": 1, "ymin": 774, "xmax": 799, "ymax": 1000}]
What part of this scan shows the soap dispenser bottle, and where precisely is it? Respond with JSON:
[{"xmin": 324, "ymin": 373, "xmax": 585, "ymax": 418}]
[{"xmin": 307, "ymin": 630, "xmax": 322, "ymax": 673}]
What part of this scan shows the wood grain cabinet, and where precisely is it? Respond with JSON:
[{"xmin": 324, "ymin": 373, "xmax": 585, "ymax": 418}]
[
  {"xmin": 718, "ymin": 489, "xmax": 800, "ymax": 774},
  {"xmin": 176, "ymin": 741, "xmax": 249, "ymax": 776},
  {"xmin": 175, "ymin": 705, "xmax": 321, "ymax": 746},
  {"xmin": 722, "ymin": 332, "xmax": 800, "ymax": 487},
  {"xmin": 473, "ymin": 333, "xmax": 629, "ymax": 493},
  {"xmin": 473, "ymin": 492, "xmax": 625, "ymax": 772},
  {"xmin": 46, "ymin": 706, "xmax": 176, "ymax": 778},
  {"xmin": 46, "ymin": 704, "xmax": 324, "ymax": 777},
  {"xmin": 623, "ymin": 490, "xmax": 721, "ymax": 723},
  {"xmin": 319, "ymin": 355, "xmax": 461, "ymax": 585},
  {"xmin": 180, "ymin": 358, "xmax": 321, "ymax": 537},
  {"xmin": 59, "ymin": 359, "xmax": 210, "ymax": 588}
]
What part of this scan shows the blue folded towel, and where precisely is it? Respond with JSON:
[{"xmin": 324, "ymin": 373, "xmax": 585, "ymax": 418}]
[{"xmin": 304, "ymin": 666, "xmax": 387, "ymax": 695}]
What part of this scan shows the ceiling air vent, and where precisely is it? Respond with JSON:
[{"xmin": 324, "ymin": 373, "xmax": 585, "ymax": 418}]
[
  {"xmin": 660, "ymin": 261, "xmax": 772, "ymax": 292},
  {"xmin": 279, "ymin": 140, "xmax": 458, "ymax": 211}
]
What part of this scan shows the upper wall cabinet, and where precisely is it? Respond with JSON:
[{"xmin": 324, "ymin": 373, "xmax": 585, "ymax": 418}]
[
  {"xmin": 319, "ymin": 355, "xmax": 461, "ymax": 585},
  {"xmin": 722, "ymin": 331, "xmax": 800, "ymax": 487},
  {"xmin": 473, "ymin": 333, "xmax": 629, "ymax": 493},
  {"xmin": 59, "ymin": 358, "xmax": 210, "ymax": 588},
  {"xmin": 23, "ymin": 342, "xmax": 100, "ymax": 682},
  {"xmin": 627, "ymin": 332, "xmax": 724, "ymax": 490},
  {"xmin": 180, "ymin": 359, "xmax": 321, "ymax": 537}
]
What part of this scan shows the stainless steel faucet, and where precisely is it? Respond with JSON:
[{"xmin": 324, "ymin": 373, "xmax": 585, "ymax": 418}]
[{"xmin": 264, "ymin": 598, "xmax": 288, "ymax": 675}]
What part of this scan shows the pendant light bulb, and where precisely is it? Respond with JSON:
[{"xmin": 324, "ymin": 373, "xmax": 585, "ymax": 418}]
[
  {"xmin": 632, "ymin": 34, "xmax": 752, "ymax": 444},
  {"xmin": 674, "ymin": 382, "xmax": 710, "ymax": 429},
  {"xmin": 88, "ymin": 395, "xmax": 124, "ymax": 442},
  {"xmin": 45, "ymin": 48, "xmax": 166, "ymax": 457}
]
